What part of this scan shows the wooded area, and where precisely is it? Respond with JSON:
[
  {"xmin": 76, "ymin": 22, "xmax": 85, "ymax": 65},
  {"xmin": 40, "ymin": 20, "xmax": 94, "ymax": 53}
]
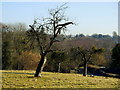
[{"xmin": 1, "ymin": 22, "xmax": 120, "ymax": 73}]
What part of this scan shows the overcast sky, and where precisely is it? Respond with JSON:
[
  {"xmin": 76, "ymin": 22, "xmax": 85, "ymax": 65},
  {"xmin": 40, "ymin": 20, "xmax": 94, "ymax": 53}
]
[{"xmin": 2, "ymin": 2, "xmax": 118, "ymax": 35}]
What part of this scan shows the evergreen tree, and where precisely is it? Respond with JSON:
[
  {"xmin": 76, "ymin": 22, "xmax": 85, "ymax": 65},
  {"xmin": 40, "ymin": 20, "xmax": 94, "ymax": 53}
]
[{"xmin": 111, "ymin": 43, "xmax": 120, "ymax": 69}]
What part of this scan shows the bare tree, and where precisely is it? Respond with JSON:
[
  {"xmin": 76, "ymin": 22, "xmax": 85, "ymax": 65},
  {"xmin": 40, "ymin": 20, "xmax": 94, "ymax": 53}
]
[{"xmin": 27, "ymin": 4, "xmax": 73, "ymax": 77}]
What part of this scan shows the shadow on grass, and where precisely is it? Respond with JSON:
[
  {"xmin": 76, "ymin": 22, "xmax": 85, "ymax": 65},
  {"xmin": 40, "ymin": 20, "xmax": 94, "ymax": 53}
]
[
  {"xmin": 2, "ymin": 72, "xmax": 34, "ymax": 75},
  {"xmin": 92, "ymin": 73, "xmax": 120, "ymax": 79},
  {"xmin": 27, "ymin": 76, "xmax": 35, "ymax": 78},
  {"xmin": 27, "ymin": 76, "xmax": 42, "ymax": 78},
  {"xmin": 105, "ymin": 74, "xmax": 120, "ymax": 79}
]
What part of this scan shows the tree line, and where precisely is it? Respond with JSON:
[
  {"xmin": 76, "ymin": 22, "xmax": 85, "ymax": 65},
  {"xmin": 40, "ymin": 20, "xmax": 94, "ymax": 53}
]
[{"xmin": 2, "ymin": 22, "xmax": 120, "ymax": 72}]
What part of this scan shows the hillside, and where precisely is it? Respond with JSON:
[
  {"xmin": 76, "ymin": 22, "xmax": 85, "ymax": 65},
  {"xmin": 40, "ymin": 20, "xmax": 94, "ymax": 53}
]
[{"xmin": 1, "ymin": 70, "xmax": 119, "ymax": 88}]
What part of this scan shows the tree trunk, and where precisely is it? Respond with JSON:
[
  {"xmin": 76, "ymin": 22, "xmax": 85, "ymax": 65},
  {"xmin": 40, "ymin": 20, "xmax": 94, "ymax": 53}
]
[
  {"xmin": 58, "ymin": 62, "xmax": 61, "ymax": 73},
  {"xmin": 34, "ymin": 55, "xmax": 47, "ymax": 77},
  {"xmin": 83, "ymin": 60, "xmax": 87, "ymax": 76}
]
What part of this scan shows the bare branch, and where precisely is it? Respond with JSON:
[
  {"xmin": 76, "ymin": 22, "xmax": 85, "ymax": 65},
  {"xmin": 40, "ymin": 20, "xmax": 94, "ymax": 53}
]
[{"xmin": 56, "ymin": 22, "xmax": 73, "ymax": 28}]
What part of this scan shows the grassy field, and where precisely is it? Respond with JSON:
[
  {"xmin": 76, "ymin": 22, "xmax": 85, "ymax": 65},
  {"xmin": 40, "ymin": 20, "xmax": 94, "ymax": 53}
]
[{"xmin": 1, "ymin": 70, "xmax": 120, "ymax": 88}]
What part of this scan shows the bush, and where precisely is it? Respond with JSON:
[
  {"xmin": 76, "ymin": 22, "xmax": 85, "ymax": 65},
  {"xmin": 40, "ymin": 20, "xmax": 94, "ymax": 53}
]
[{"xmin": 18, "ymin": 51, "xmax": 40, "ymax": 70}]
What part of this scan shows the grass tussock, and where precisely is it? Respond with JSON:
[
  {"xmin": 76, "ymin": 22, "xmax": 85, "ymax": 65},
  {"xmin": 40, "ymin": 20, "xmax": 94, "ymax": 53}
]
[{"xmin": 1, "ymin": 70, "xmax": 119, "ymax": 88}]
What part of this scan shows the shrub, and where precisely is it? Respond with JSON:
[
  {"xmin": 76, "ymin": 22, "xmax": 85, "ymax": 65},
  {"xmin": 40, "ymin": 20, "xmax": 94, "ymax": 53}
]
[{"xmin": 18, "ymin": 51, "xmax": 40, "ymax": 70}]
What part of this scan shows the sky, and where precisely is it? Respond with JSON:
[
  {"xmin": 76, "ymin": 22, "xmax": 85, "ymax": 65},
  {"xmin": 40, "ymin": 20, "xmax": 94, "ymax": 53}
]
[{"xmin": 1, "ymin": 2, "xmax": 118, "ymax": 35}]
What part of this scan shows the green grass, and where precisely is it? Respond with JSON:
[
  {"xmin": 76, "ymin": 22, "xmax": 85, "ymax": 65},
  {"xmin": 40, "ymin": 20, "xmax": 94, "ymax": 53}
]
[{"xmin": 1, "ymin": 70, "xmax": 120, "ymax": 88}]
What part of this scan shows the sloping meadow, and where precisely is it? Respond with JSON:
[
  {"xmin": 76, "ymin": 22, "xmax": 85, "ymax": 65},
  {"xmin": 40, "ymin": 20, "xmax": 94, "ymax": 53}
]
[{"xmin": 1, "ymin": 70, "xmax": 119, "ymax": 88}]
